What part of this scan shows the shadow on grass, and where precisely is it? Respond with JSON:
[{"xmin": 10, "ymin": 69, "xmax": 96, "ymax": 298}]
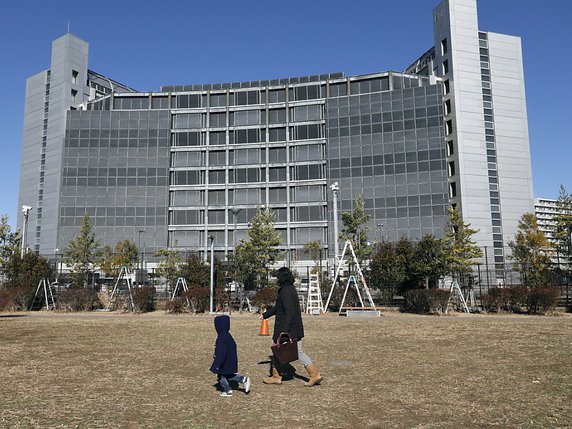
[
  {"xmin": 0, "ymin": 314, "xmax": 27, "ymax": 318},
  {"xmin": 258, "ymin": 356, "xmax": 309, "ymax": 383}
]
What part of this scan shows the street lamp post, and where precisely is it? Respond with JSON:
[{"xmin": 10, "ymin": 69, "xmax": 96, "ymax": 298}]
[
  {"xmin": 377, "ymin": 223, "xmax": 384, "ymax": 243},
  {"xmin": 137, "ymin": 229, "xmax": 145, "ymax": 286},
  {"xmin": 209, "ymin": 235, "xmax": 215, "ymax": 314},
  {"xmin": 230, "ymin": 208, "xmax": 241, "ymax": 254},
  {"xmin": 21, "ymin": 205, "xmax": 32, "ymax": 257},
  {"xmin": 137, "ymin": 230, "xmax": 145, "ymax": 271},
  {"xmin": 330, "ymin": 182, "xmax": 339, "ymax": 261},
  {"xmin": 54, "ymin": 248, "xmax": 60, "ymax": 282}
]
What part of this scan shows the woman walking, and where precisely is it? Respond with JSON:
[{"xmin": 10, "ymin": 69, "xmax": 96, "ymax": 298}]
[{"xmin": 260, "ymin": 267, "xmax": 323, "ymax": 386}]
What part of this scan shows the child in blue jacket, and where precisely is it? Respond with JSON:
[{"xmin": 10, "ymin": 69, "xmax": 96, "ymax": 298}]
[{"xmin": 210, "ymin": 314, "xmax": 251, "ymax": 397}]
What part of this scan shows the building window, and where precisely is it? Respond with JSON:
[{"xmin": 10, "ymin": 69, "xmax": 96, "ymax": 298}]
[
  {"xmin": 269, "ymin": 127, "xmax": 286, "ymax": 142},
  {"xmin": 269, "ymin": 167, "xmax": 287, "ymax": 182},
  {"xmin": 71, "ymin": 89, "xmax": 77, "ymax": 101},
  {"xmin": 444, "ymin": 99, "xmax": 452, "ymax": 115},
  {"xmin": 268, "ymin": 89, "xmax": 286, "ymax": 103},
  {"xmin": 447, "ymin": 140, "xmax": 454, "ymax": 156},
  {"xmin": 209, "ymin": 151, "xmax": 226, "ymax": 166},
  {"xmin": 175, "ymin": 94, "xmax": 202, "ymax": 109},
  {"xmin": 72, "ymin": 70, "xmax": 79, "ymax": 84},
  {"xmin": 449, "ymin": 182, "xmax": 457, "ymax": 198},
  {"xmin": 209, "ymin": 112, "xmax": 226, "ymax": 128},
  {"xmin": 445, "ymin": 119, "xmax": 453, "ymax": 135},
  {"xmin": 268, "ymin": 108, "xmax": 286, "ymax": 124},
  {"xmin": 441, "ymin": 38, "xmax": 448, "ymax": 55},
  {"xmin": 442, "ymin": 60, "xmax": 449, "ymax": 75},
  {"xmin": 448, "ymin": 161, "xmax": 455, "ymax": 177},
  {"xmin": 235, "ymin": 90, "xmax": 260, "ymax": 106},
  {"xmin": 443, "ymin": 80, "xmax": 450, "ymax": 94},
  {"xmin": 268, "ymin": 147, "xmax": 286, "ymax": 163}
]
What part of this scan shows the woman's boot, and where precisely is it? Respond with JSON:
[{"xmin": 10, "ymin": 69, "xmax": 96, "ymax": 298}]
[
  {"xmin": 304, "ymin": 363, "xmax": 323, "ymax": 386},
  {"xmin": 263, "ymin": 367, "xmax": 282, "ymax": 385}
]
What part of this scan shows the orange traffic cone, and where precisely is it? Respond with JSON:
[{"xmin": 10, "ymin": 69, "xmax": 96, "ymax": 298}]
[{"xmin": 259, "ymin": 319, "xmax": 270, "ymax": 336}]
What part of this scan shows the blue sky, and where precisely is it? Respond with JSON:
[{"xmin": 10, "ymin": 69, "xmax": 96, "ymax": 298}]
[{"xmin": 1, "ymin": 0, "xmax": 571, "ymax": 228}]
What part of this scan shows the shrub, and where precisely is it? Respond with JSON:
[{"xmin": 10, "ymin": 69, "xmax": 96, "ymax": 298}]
[
  {"xmin": 527, "ymin": 288, "xmax": 560, "ymax": 314},
  {"xmin": 508, "ymin": 286, "xmax": 528, "ymax": 312},
  {"xmin": 183, "ymin": 286, "xmax": 210, "ymax": 313},
  {"xmin": 6, "ymin": 285, "xmax": 37, "ymax": 311},
  {"xmin": 165, "ymin": 298, "xmax": 185, "ymax": 314},
  {"xmin": 0, "ymin": 288, "xmax": 17, "ymax": 311},
  {"xmin": 403, "ymin": 289, "xmax": 449, "ymax": 314},
  {"xmin": 132, "ymin": 287, "xmax": 156, "ymax": 313},
  {"xmin": 482, "ymin": 287, "xmax": 512, "ymax": 312},
  {"xmin": 253, "ymin": 287, "xmax": 278, "ymax": 311},
  {"xmin": 58, "ymin": 288, "xmax": 100, "ymax": 311},
  {"xmin": 324, "ymin": 282, "xmax": 363, "ymax": 312}
]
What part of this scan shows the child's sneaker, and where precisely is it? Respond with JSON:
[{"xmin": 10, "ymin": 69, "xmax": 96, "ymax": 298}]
[
  {"xmin": 220, "ymin": 390, "xmax": 233, "ymax": 397},
  {"xmin": 243, "ymin": 376, "xmax": 251, "ymax": 394}
]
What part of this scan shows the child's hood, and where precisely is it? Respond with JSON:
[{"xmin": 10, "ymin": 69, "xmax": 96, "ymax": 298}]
[{"xmin": 214, "ymin": 314, "xmax": 230, "ymax": 334}]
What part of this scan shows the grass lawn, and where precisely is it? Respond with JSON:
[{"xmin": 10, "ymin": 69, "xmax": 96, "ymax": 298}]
[{"xmin": 0, "ymin": 310, "xmax": 571, "ymax": 428}]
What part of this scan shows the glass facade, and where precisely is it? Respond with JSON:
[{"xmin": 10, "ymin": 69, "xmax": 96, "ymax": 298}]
[
  {"xmin": 56, "ymin": 72, "xmax": 445, "ymax": 261},
  {"xmin": 61, "ymin": 110, "xmax": 170, "ymax": 254},
  {"xmin": 327, "ymin": 75, "xmax": 448, "ymax": 243}
]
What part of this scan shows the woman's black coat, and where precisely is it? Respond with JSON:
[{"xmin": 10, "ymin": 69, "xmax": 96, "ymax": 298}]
[{"xmin": 262, "ymin": 282, "xmax": 304, "ymax": 342}]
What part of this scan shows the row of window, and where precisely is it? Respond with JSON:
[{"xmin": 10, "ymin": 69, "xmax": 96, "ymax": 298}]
[
  {"xmin": 327, "ymin": 106, "xmax": 442, "ymax": 129},
  {"xmin": 60, "ymin": 206, "xmax": 167, "ymax": 217},
  {"xmin": 479, "ymin": 34, "xmax": 504, "ymax": 261},
  {"xmin": 62, "ymin": 177, "xmax": 169, "ymax": 187},
  {"xmin": 63, "ymin": 167, "xmax": 168, "ymax": 177},
  {"xmin": 66, "ymin": 138, "xmax": 170, "ymax": 149},
  {"xmin": 168, "ymin": 227, "xmax": 325, "ymax": 247},
  {"xmin": 59, "ymin": 216, "xmax": 165, "ymax": 227},
  {"xmin": 329, "ymin": 150, "xmax": 443, "ymax": 168},
  {"xmin": 171, "ymin": 164, "xmax": 325, "ymax": 185},
  {"xmin": 170, "ymin": 185, "xmax": 325, "ymax": 206},
  {"xmin": 171, "ymin": 144, "xmax": 324, "ymax": 167},
  {"xmin": 170, "ymin": 205, "xmax": 326, "ymax": 225},
  {"xmin": 172, "ymin": 108, "xmax": 323, "ymax": 129},
  {"xmin": 101, "ymin": 75, "xmax": 436, "ymax": 112},
  {"xmin": 329, "ymin": 118, "xmax": 441, "ymax": 138},
  {"xmin": 171, "ymin": 124, "xmax": 323, "ymax": 145},
  {"xmin": 67, "ymin": 128, "xmax": 170, "ymax": 139}
]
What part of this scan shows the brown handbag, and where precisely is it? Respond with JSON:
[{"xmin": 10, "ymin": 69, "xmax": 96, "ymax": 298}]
[{"xmin": 271, "ymin": 333, "xmax": 298, "ymax": 364}]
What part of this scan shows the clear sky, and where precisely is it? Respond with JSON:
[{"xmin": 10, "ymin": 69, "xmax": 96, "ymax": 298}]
[{"xmin": 1, "ymin": 0, "xmax": 571, "ymax": 228}]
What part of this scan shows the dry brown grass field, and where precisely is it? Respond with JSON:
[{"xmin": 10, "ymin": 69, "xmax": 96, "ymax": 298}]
[{"xmin": 1, "ymin": 310, "xmax": 571, "ymax": 429}]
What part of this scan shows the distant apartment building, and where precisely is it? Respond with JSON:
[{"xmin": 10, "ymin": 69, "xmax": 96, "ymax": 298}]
[
  {"xmin": 535, "ymin": 199, "xmax": 560, "ymax": 243},
  {"xmin": 535, "ymin": 199, "xmax": 572, "ymax": 262},
  {"xmin": 18, "ymin": 0, "xmax": 534, "ymax": 273}
]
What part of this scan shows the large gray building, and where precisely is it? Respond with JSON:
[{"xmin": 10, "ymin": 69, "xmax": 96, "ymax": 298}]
[{"xmin": 18, "ymin": 0, "xmax": 534, "ymax": 272}]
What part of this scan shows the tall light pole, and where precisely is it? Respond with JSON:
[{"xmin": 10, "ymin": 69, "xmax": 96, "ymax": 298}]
[
  {"xmin": 230, "ymin": 208, "xmax": 241, "ymax": 254},
  {"xmin": 209, "ymin": 235, "xmax": 215, "ymax": 314},
  {"xmin": 54, "ymin": 248, "xmax": 60, "ymax": 282},
  {"xmin": 137, "ymin": 229, "xmax": 145, "ymax": 271},
  {"xmin": 330, "ymin": 182, "xmax": 339, "ymax": 261},
  {"xmin": 21, "ymin": 205, "xmax": 32, "ymax": 257},
  {"xmin": 377, "ymin": 223, "xmax": 384, "ymax": 243}
]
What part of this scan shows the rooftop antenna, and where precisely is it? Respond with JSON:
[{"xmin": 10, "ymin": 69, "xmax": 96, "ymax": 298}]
[{"xmin": 67, "ymin": 21, "xmax": 70, "ymax": 34}]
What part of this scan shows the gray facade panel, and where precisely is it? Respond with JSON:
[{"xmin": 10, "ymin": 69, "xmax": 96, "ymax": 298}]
[{"xmin": 61, "ymin": 110, "xmax": 170, "ymax": 255}]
